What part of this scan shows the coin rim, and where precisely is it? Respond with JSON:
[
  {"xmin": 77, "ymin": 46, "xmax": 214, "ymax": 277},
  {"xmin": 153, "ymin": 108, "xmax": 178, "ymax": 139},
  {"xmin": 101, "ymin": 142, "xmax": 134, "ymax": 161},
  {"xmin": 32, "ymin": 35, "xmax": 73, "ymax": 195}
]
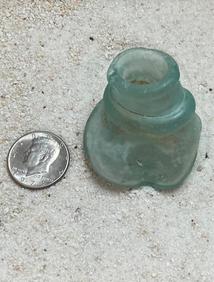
[{"xmin": 7, "ymin": 131, "xmax": 70, "ymax": 189}]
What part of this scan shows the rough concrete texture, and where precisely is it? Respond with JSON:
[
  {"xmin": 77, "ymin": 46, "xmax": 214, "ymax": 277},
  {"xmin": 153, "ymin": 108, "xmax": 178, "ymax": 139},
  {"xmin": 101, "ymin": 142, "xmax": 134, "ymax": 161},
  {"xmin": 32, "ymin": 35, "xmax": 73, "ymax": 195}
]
[{"xmin": 0, "ymin": 0, "xmax": 213, "ymax": 281}]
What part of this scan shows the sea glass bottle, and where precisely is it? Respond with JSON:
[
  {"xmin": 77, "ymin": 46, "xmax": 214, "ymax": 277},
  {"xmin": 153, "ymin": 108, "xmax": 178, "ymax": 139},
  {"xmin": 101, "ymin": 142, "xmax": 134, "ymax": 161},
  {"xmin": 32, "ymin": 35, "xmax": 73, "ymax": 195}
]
[{"xmin": 84, "ymin": 48, "xmax": 201, "ymax": 189}]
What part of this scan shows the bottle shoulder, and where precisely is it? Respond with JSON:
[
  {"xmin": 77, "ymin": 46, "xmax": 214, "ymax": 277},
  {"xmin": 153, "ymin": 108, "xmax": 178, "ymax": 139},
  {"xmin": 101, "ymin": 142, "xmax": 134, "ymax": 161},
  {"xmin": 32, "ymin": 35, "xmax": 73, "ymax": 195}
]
[{"xmin": 103, "ymin": 85, "xmax": 199, "ymax": 135}]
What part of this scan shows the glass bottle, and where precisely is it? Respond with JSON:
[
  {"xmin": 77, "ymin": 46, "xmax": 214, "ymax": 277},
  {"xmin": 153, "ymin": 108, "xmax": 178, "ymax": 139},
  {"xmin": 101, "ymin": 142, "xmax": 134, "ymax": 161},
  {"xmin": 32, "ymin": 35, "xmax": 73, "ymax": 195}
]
[{"xmin": 84, "ymin": 48, "xmax": 202, "ymax": 190}]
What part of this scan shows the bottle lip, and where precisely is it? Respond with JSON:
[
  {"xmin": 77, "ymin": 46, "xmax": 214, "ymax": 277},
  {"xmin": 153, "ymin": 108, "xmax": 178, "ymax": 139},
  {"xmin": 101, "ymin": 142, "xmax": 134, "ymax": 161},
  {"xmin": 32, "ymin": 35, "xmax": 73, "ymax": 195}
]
[{"xmin": 107, "ymin": 47, "xmax": 180, "ymax": 94}]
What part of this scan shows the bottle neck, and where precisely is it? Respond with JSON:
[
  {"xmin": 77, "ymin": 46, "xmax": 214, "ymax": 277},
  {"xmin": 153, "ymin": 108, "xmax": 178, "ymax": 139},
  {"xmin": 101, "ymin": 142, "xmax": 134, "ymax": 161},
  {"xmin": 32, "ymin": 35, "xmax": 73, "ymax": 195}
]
[
  {"xmin": 103, "ymin": 48, "xmax": 196, "ymax": 134},
  {"xmin": 108, "ymin": 76, "xmax": 184, "ymax": 117},
  {"xmin": 106, "ymin": 48, "xmax": 183, "ymax": 117}
]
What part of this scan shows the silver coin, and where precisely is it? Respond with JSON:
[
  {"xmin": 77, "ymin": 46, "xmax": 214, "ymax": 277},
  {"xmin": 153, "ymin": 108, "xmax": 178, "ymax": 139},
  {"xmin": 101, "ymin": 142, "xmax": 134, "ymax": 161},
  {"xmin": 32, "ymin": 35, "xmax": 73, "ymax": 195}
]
[{"xmin": 7, "ymin": 131, "xmax": 70, "ymax": 189}]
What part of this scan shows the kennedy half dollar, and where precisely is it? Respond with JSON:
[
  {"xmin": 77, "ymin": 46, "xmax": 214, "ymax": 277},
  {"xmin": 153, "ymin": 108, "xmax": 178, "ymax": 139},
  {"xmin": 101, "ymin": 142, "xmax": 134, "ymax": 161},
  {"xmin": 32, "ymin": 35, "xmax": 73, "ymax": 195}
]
[{"xmin": 7, "ymin": 131, "xmax": 70, "ymax": 189}]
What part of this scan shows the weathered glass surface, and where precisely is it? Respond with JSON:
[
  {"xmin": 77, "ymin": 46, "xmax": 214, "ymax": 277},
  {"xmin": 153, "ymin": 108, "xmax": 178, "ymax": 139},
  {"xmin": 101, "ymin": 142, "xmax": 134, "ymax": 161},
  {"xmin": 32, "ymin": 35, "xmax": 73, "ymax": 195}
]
[{"xmin": 84, "ymin": 48, "xmax": 202, "ymax": 189}]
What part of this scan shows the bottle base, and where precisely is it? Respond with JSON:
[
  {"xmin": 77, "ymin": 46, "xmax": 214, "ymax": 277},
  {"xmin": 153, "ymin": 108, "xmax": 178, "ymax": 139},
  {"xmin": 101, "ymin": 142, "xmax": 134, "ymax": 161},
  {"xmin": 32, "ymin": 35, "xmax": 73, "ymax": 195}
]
[{"xmin": 84, "ymin": 101, "xmax": 200, "ymax": 190}]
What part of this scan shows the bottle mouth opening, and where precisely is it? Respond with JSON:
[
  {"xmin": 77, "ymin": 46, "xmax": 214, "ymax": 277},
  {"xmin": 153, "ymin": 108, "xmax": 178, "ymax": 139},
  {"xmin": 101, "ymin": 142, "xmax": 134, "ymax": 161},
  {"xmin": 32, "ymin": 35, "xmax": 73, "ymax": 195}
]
[{"xmin": 107, "ymin": 48, "xmax": 180, "ymax": 91}]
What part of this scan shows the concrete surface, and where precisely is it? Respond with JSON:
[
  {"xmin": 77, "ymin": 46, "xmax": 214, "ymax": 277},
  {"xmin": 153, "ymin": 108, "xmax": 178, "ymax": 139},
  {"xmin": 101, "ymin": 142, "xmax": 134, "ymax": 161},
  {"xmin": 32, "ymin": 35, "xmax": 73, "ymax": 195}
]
[{"xmin": 0, "ymin": 0, "xmax": 213, "ymax": 281}]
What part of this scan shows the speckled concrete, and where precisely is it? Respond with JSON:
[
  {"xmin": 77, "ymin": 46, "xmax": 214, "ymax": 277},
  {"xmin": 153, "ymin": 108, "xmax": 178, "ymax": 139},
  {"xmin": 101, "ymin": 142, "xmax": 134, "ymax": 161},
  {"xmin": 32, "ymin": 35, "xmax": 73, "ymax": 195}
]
[{"xmin": 0, "ymin": 0, "xmax": 213, "ymax": 281}]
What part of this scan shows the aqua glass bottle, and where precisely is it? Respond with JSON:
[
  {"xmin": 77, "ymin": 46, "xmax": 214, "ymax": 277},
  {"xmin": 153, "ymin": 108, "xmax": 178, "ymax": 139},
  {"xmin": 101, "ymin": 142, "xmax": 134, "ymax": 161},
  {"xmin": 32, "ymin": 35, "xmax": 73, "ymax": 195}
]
[{"xmin": 84, "ymin": 48, "xmax": 202, "ymax": 189}]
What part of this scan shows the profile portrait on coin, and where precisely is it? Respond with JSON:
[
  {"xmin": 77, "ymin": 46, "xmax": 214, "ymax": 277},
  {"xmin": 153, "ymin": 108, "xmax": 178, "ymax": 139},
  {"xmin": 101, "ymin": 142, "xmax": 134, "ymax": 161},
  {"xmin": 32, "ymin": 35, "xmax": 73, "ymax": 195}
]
[{"xmin": 23, "ymin": 136, "xmax": 60, "ymax": 177}]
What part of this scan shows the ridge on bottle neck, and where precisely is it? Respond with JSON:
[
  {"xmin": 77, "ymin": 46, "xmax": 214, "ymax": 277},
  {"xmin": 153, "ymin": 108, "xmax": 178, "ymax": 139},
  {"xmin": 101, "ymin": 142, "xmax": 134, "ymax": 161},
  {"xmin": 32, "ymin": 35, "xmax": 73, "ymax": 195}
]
[{"xmin": 107, "ymin": 48, "xmax": 184, "ymax": 117}]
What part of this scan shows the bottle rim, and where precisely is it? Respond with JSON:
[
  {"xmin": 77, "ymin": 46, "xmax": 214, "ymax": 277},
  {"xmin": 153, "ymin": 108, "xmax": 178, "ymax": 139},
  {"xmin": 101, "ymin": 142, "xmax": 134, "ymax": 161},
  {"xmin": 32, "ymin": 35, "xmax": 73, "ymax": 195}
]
[{"xmin": 107, "ymin": 47, "xmax": 180, "ymax": 95}]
